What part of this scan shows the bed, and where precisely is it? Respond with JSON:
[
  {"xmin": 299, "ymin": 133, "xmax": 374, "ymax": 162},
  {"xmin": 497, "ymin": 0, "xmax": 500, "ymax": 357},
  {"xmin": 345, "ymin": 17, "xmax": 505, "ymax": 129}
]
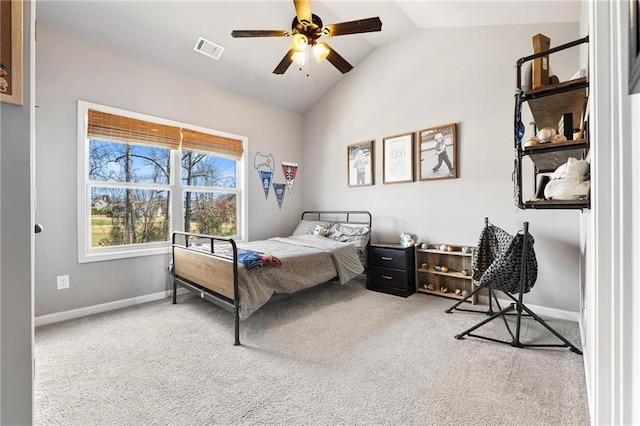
[{"xmin": 171, "ymin": 210, "xmax": 372, "ymax": 345}]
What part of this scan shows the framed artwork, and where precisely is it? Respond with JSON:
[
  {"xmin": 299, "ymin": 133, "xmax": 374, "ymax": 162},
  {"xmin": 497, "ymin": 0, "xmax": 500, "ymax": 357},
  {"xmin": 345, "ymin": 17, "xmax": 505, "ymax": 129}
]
[
  {"xmin": 347, "ymin": 140, "xmax": 374, "ymax": 187},
  {"xmin": 383, "ymin": 132, "xmax": 414, "ymax": 184},
  {"xmin": 630, "ymin": 0, "xmax": 640, "ymax": 94},
  {"xmin": 0, "ymin": 0, "xmax": 24, "ymax": 105},
  {"xmin": 418, "ymin": 123, "xmax": 458, "ymax": 181}
]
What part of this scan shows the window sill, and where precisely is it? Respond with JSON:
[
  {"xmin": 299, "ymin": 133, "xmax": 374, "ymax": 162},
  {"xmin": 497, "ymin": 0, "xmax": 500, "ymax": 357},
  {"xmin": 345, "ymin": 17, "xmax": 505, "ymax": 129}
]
[{"xmin": 79, "ymin": 243, "xmax": 171, "ymax": 263}]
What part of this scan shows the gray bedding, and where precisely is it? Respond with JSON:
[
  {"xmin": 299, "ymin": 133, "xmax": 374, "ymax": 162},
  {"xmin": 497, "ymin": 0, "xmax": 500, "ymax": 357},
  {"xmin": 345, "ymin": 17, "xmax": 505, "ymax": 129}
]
[{"xmin": 235, "ymin": 235, "xmax": 364, "ymax": 319}]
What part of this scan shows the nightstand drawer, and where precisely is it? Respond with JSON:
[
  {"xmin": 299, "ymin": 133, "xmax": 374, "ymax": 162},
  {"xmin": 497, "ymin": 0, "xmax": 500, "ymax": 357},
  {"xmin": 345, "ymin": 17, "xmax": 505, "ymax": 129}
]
[
  {"xmin": 369, "ymin": 247, "xmax": 407, "ymax": 270},
  {"xmin": 369, "ymin": 266, "xmax": 407, "ymax": 290}
]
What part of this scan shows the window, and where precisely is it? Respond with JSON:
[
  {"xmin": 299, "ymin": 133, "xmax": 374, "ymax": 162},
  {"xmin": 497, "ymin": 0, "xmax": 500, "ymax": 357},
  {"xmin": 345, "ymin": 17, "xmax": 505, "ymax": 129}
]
[
  {"xmin": 181, "ymin": 149, "xmax": 238, "ymax": 236},
  {"xmin": 77, "ymin": 101, "xmax": 247, "ymax": 262}
]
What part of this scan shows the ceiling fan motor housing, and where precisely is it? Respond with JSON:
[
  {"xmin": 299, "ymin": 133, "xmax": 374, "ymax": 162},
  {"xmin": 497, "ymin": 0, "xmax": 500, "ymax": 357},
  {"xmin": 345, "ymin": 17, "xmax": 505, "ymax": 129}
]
[{"xmin": 292, "ymin": 13, "xmax": 324, "ymax": 45}]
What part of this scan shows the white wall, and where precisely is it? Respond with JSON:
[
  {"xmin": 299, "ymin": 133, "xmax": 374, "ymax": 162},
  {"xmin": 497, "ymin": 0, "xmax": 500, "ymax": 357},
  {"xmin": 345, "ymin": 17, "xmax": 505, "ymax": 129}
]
[
  {"xmin": 0, "ymin": 1, "xmax": 34, "ymax": 422},
  {"xmin": 583, "ymin": 1, "xmax": 640, "ymax": 423},
  {"xmin": 304, "ymin": 23, "xmax": 583, "ymax": 312},
  {"xmin": 633, "ymin": 91, "xmax": 640, "ymax": 426},
  {"xmin": 35, "ymin": 25, "xmax": 305, "ymax": 317}
]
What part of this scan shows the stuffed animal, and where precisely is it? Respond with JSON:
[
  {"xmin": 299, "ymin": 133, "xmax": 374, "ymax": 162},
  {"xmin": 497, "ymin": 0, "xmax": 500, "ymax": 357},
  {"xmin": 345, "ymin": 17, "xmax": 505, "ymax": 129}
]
[
  {"xmin": 313, "ymin": 225, "xmax": 330, "ymax": 237},
  {"xmin": 400, "ymin": 232, "xmax": 416, "ymax": 247},
  {"xmin": 544, "ymin": 157, "xmax": 590, "ymax": 201}
]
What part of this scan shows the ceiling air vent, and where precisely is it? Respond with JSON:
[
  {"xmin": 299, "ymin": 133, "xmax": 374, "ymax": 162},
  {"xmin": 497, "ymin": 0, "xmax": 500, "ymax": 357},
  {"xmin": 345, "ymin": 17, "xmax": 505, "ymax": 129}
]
[{"xmin": 193, "ymin": 36, "xmax": 225, "ymax": 60}]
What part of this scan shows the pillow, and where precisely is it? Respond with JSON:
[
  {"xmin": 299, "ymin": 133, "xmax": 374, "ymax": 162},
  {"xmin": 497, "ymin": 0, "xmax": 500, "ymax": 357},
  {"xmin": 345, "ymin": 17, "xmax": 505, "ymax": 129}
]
[
  {"xmin": 292, "ymin": 220, "xmax": 333, "ymax": 236},
  {"xmin": 313, "ymin": 224, "xmax": 330, "ymax": 237},
  {"xmin": 327, "ymin": 223, "xmax": 371, "ymax": 252}
]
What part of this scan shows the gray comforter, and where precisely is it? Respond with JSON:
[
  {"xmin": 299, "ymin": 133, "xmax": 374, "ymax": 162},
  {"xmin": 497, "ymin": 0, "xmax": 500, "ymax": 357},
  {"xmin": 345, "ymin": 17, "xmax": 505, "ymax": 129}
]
[{"xmin": 235, "ymin": 235, "xmax": 364, "ymax": 319}]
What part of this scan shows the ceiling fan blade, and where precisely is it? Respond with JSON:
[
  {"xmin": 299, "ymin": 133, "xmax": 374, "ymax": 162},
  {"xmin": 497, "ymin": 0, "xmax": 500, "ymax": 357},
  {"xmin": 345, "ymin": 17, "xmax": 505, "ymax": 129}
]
[
  {"xmin": 324, "ymin": 17, "xmax": 382, "ymax": 37},
  {"xmin": 273, "ymin": 49, "xmax": 296, "ymax": 74},
  {"xmin": 231, "ymin": 30, "xmax": 289, "ymax": 38},
  {"xmin": 322, "ymin": 43, "xmax": 353, "ymax": 74},
  {"xmin": 293, "ymin": 0, "xmax": 312, "ymax": 26}
]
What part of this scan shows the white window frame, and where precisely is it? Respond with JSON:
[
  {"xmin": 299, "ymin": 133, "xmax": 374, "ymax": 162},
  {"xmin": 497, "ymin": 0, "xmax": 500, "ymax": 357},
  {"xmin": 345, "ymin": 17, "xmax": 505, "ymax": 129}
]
[{"xmin": 77, "ymin": 100, "xmax": 248, "ymax": 263}]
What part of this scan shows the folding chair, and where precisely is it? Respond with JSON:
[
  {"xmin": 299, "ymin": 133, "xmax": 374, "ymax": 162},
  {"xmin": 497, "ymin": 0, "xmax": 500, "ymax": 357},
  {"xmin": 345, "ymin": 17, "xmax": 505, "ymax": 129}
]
[
  {"xmin": 448, "ymin": 218, "xmax": 582, "ymax": 355},
  {"xmin": 445, "ymin": 218, "xmax": 509, "ymax": 316}
]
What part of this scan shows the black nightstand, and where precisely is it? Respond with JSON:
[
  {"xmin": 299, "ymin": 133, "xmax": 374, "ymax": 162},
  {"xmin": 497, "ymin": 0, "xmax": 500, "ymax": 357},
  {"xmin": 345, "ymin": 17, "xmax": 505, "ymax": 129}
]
[{"xmin": 367, "ymin": 243, "xmax": 415, "ymax": 297}]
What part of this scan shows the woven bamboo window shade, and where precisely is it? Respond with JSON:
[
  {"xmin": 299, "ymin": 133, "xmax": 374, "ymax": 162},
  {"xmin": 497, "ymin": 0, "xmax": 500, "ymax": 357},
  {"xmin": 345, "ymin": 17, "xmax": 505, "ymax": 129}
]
[
  {"xmin": 181, "ymin": 128, "xmax": 244, "ymax": 161},
  {"xmin": 87, "ymin": 110, "xmax": 181, "ymax": 150},
  {"xmin": 87, "ymin": 110, "xmax": 244, "ymax": 160}
]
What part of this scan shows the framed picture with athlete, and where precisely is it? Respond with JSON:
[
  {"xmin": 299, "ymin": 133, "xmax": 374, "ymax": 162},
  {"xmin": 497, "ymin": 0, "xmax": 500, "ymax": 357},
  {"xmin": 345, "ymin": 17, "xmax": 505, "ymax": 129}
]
[
  {"xmin": 347, "ymin": 140, "xmax": 374, "ymax": 187},
  {"xmin": 418, "ymin": 123, "xmax": 458, "ymax": 181}
]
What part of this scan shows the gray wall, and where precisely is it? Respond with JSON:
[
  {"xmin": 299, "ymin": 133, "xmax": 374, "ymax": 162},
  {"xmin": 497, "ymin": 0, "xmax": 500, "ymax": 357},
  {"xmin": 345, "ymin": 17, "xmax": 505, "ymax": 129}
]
[
  {"xmin": 35, "ymin": 22, "xmax": 585, "ymax": 317},
  {"xmin": 303, "ymin": 23, "xmax": 584, "ymax": 312},
  {"xmin": 35, "ymin": 25, "xmax": 304, "ymax": 317},
  {"xmin": 0, "ymin": 1, "xmax": 34, "ymax": 423}
]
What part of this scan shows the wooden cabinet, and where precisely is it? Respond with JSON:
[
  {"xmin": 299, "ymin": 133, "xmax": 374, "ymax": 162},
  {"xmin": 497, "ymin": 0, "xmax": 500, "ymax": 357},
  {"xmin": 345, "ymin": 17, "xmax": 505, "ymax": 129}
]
[
  {"xmin": 415, "ymin": 245, "xmax": 476, "ymax": 304},
  {"xmin": 367, "ymin": 243, "xmax": 415, "ymax": 297},
  {"xmin": 514, "ymin": 36, "xmax": 590, "ymax": 210}
]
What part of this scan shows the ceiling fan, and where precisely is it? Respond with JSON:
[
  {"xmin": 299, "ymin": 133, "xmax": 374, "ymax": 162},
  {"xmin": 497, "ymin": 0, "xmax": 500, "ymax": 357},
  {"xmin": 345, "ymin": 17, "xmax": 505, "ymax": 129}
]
[{"xmin": 231, "ymin": 0, "xmax": 382, "ymax": 74}]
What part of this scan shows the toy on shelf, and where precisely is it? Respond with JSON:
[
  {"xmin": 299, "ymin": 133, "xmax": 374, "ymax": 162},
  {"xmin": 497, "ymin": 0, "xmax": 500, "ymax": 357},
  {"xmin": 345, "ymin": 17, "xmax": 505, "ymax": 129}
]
[{"xmin": 544, "ymin": 157, "xmax": 590, "ymax": 201}]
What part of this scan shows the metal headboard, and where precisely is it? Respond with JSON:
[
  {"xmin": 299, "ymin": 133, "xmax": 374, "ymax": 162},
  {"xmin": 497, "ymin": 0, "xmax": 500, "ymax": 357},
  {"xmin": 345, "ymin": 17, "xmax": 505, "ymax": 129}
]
[{"xmin": 301, "ymin": 210, "xmax": 372, "ymax": 227}]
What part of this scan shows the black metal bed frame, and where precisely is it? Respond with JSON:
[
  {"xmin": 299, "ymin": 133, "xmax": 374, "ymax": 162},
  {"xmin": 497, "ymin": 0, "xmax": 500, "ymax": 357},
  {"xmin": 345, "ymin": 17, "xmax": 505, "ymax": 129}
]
[
  {"xmin": 447, "ymin": 219, "xmax": 582, "ymax": 355},
  {"xmin": 171, "ymin": 231, "xmax": 241, "ymax": 343},
  {"xmin": 171, "ymin": 210, "xmax": 372, "ymax": 346}
]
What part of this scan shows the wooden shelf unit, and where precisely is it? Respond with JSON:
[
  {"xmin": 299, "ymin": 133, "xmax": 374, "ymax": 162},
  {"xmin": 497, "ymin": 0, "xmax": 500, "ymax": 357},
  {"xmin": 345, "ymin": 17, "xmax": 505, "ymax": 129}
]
[
  {"xmin": 523, "ymin": 138, "xmax": 589, "ymax": 172},
  {"xmin": 415, "ymin": 246, "xmax": 476, "ymax": 304},
  {"xmin": 524, "ymin": 77, "xmax": 588, "ymax": 130},
  {"xmin": 514, "ymin": 36, "xmax": 590, "ymax": 211},
  {"xmin": 524, "ymin": 198, "xmax": 590, "ymax": 209}
]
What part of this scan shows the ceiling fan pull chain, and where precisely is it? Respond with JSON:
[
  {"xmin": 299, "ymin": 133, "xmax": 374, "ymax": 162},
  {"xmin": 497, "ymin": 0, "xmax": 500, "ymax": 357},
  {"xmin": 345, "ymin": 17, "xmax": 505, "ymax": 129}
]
[{"xmin": 305, "ymin": 49, "xmax": 310, "ymax": 77}]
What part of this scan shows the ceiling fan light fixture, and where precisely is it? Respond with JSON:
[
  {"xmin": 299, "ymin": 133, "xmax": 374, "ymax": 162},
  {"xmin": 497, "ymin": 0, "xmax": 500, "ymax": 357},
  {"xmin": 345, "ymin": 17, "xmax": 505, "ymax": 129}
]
[
  {"xmin": 313, "ymin": 42, "xmax": 330, "ymax": 62},
  {"xmin": 291, "ymin": 50, "xmax": 307, "ymax": 66},
  {"xmin": 291, "ymin": 33, "xmax": 308, "ymax": 52}
]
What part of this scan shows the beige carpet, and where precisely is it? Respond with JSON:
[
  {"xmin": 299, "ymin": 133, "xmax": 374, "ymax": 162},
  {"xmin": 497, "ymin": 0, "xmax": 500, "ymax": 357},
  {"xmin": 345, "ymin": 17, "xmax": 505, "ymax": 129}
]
[{"xmin": 35, "ymin": 276, "xmax": 589, "ymax": 425}]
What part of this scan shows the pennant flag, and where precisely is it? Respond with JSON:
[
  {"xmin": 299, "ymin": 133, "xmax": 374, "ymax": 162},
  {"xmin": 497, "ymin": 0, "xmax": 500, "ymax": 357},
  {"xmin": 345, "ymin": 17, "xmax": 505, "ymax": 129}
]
[
  {"xmin": 281, "ymin": 161, "xmax": 298, "ymax": 193},
  {"xmin": 258, "ymin": 170, "xmax": 273, "ymax": 199},
  {"xmin": 273, "ymin": 183, "xmax": 286, "ymax": 209}
]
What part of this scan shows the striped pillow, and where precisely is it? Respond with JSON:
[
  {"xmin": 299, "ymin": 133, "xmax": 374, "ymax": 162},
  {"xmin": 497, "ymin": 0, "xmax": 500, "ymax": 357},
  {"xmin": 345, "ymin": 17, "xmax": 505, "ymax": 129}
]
[
  {"xmin": 327, "ymin": 223, "xmax": 370, "ymax": 252},
  {"xmin": 292, "ymin": 220, "xmax": 333, "ymax": 236}
]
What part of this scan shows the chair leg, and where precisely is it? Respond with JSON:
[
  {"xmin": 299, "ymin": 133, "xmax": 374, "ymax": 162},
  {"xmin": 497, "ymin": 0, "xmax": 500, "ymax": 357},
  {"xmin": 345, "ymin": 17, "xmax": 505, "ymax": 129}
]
[
  {"xmin": 454, "ymin": 304, "xmax": 515, "ymax": 340},
  {"xmin": 445, "ymin": 286, "xmax": 491, "ymax": 314},
  {"xmin": 517, "ymin": 301, "xmax": 583, "ymax": 354},
  {"xmin": 455, "ymin": 298, "xmax": 582, "ymax": 354},
  {"xmin": 445, "ymin": 284, "xmax": 506, "ymax": 316}
]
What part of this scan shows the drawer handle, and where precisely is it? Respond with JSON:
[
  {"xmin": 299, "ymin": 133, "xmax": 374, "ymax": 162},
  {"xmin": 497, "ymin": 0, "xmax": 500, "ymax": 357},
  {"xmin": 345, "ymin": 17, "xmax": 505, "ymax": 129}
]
[
  {"xmin": 381, "ymin": 275, "xmax": 392, "ymax": 280},
  {"xmin": 381, "ymin": 256, "xmax": 393, "ymax": 261}
]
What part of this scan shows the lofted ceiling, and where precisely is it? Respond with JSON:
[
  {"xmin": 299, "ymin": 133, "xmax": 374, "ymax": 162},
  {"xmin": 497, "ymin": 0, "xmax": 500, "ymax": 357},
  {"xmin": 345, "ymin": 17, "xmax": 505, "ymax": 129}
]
[{"xmin": 36, "ymin": 1, "xmax": 582, "ymax": 113}]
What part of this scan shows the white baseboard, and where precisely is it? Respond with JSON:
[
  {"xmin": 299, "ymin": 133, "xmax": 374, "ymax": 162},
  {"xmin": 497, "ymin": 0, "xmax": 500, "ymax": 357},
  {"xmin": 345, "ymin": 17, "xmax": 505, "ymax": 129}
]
[
  {"xmin": 36, "ymin": 289, "xmax": 580, "ymax": 327},
  {"xmin": 477, "ymin": 295, "xmax": 580, "ymax": 322},
  {"xmin": 35, "ymin": 288, "xmax": 189, "ymax": 327}
]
